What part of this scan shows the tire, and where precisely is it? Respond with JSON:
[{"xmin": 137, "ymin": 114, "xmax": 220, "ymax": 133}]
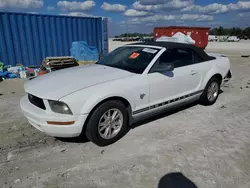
[
  {"xmin": 85, "ymin": 100, "xmax": 129, "ymax": 147},
  {"xmin": 200, "ymin": 77, "xmax": 221, "ymax": 105}
]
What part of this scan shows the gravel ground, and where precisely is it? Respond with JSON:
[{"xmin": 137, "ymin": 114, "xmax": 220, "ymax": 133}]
[{"xmin": 0, "ymin": 46, "xmax": 250, "ymax": 188}]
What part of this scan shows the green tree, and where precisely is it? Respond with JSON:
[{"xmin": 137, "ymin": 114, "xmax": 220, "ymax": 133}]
[{"xmin": 243, "ymin": 27, "xmax": 250, "ymax": 38}]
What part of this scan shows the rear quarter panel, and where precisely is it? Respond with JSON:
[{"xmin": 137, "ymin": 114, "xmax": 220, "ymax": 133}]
[
  {"xmin": 214, "ymin": 56, "xmax": 231, "ymax": 77},
  {"xmin": 201, "ymin": 55, "xmax": 231, "ymax": 88}
]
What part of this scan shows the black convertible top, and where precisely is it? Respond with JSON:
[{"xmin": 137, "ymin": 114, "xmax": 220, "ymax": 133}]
[{"xmin": 128, "ymin": 41, "xmax": 215, "ymax": 61}]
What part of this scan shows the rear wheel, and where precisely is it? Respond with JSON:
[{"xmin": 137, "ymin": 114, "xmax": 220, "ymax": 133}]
[
  {"xmin": 85, "ymin": 100, "xmax": 129, "ymax": 146},
  {"xmin": 200, "ymin": 77, "xmax": 221, "ymax": 105}
]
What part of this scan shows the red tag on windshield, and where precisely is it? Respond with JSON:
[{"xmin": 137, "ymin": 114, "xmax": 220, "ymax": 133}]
[{"xmin": 129, "ymin": 53, "xmax": 140, "ymax": 59}]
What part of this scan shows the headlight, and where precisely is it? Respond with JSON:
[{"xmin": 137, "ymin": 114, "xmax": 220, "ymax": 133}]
[{"xmin": 48, "ymin": 100, "xmax": 73, "ymax": 115}]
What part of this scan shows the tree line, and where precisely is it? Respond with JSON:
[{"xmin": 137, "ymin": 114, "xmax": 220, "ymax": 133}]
[
  {"xmin": 209, "ymin": 27, "xmax": 250, "ymax": 38},
  {"xmin": 116, "ymin": 33, "xmax": 153, "ymax": 38}
]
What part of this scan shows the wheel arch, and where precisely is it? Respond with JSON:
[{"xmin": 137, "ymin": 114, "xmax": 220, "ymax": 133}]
[
  {"xmin": 203, "ymin": 72, "xmax": 223, "ymax": 89},
  {"xmin": 82, "ymin": 96, "xmax": 133, "ymax": 134},
  {"xmin": 211, "ymin": 73, "xmax": 223, "ymax": 84}
]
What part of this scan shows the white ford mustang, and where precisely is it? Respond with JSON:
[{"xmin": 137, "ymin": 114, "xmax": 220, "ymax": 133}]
[{"xmin": 20, "ymin": 42, "xmax": 231, "ymax": 146}]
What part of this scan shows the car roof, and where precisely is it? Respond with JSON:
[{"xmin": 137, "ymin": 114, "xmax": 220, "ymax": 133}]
[
  {"xmin": 130, "ymin": 41, "xmax": 197, "ymax": 49},
  {"xmin": 127, "ymin": 41, "xmax": 214, "ymax": 62}
]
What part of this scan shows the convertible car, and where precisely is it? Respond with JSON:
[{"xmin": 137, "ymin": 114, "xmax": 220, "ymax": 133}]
[{"xmin": 20, "ymin": 42, "xmax": 232, "ymax": 146}]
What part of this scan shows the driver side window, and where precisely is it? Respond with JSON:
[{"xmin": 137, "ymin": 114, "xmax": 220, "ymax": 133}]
[
  {"xmin": 150, "ymin": 48, "xmax": 198, "ymax": 73},
  {"xmin": 149, "ymin": 49, "xmax": 178, "ymax": 73}
]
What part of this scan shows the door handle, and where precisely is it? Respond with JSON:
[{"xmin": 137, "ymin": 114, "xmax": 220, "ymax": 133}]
[{"xmin": 190, "ymin": 70, "xmax": 197, "ymax": 75}]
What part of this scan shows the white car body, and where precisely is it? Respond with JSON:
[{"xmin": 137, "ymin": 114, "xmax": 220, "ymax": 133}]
[{"xmin": 20, "ymin": 43, "xmax": 231, "ymax": 138}]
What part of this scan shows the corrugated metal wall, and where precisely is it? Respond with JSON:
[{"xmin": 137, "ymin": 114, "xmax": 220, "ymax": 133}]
[
  {"xmin": 102, "ymin": 18, "xmax": 109, "ymax": 56},
  {"xmin": 0, "ymin": 12, "xmax": 108, "ymax": 67}
]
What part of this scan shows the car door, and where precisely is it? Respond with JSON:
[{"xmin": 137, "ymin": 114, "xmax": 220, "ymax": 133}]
[
  {"xmin": 147, "ymin": 48, "xmax": 203, "ymax": 107},
  {"xmin": 173, "ymin": 48, "xmax": 203, "ymax": 94}
]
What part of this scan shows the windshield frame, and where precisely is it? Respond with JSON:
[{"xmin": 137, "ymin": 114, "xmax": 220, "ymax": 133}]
[{"xmin": 97, "ymin": 45, "xmax": 164, "ymax": 74}]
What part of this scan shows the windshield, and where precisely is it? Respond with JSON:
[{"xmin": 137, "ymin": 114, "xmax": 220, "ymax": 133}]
[{"xmin": 97, "ymin": 46, "xmax": 159, "ymax": 74}]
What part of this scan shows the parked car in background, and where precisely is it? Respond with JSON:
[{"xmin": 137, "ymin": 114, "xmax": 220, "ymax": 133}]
[
  {"xmin": 209, "ymin": 35, "xmax": 218, "ymax": 42},
  {"xmin": 217, "ymin": 36, "xmax": 229, "ymax": 42},
  {"xmin": 227, "ymin": 36, "xmax": 240, "ymax": 42},
  {"xmin": 20, "ymin": 42, "xmax": 231, "ymax": 146}
]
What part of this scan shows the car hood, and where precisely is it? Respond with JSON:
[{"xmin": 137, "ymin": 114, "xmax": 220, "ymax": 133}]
[{"xmin": 24, "ymin": 64, "xmax": 133, "ymax": 100}]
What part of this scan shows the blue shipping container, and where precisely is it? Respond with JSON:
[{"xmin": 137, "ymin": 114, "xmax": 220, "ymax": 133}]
[{"xmin": 0, "ymin": 12, "xmax": 108, "ymax": 67}]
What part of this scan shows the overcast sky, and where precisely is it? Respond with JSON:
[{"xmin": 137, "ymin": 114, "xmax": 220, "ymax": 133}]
[{"xmin": 1, "ymin": 0, "xmax": 250, "ymax": 36}]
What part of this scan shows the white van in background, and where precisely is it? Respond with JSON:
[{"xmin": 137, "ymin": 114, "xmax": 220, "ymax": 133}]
[{"xmin": 227, "ymin": 36, "xmax": 240, "ymax": 42}]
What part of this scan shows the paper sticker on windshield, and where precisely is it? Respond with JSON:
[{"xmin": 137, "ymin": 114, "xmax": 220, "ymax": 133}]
[
  {"xmin": 142, "ymin": 48, "xmax": 157, "ymax": 54},
  {"xmin": 130, "ymin": 52, "xmax": 140, "ymax": 59}
]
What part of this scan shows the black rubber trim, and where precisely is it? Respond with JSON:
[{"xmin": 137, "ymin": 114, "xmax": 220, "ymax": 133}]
[
  {"xmin": 133, "ymin": 90, "xmax": 203, "ymax": 115},
  {"xmin": 28, "ymin": 94, "xmax": 46, "ymax": 110},
  {"xmin": 225, "ymin": 70, "xmax": 232, "ymax": 79}
]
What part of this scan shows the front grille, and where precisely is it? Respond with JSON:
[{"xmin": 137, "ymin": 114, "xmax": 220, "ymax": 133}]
[{"xmin": 28, "ymin": 94, "xmax": 46, "ymax": 110}]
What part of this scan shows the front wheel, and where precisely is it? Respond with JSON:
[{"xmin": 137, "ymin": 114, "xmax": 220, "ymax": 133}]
[
  {"xmin": 200, "ymin": 77, "xmax": 221, "ymax": 105},
  {"xmin": 85, "ymin": 100, "xmax": 129, "ymax": 146}
]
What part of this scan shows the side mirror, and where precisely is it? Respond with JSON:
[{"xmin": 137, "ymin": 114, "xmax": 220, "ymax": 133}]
[{"xmin": 153, "ymin": 63, "xmax": 174, "ymax": 73}]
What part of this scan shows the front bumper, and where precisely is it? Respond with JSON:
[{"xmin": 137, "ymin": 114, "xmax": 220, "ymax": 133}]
[{"xmin": 20, "ymin": 95, "xmax": 87, "ymax": 138}]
